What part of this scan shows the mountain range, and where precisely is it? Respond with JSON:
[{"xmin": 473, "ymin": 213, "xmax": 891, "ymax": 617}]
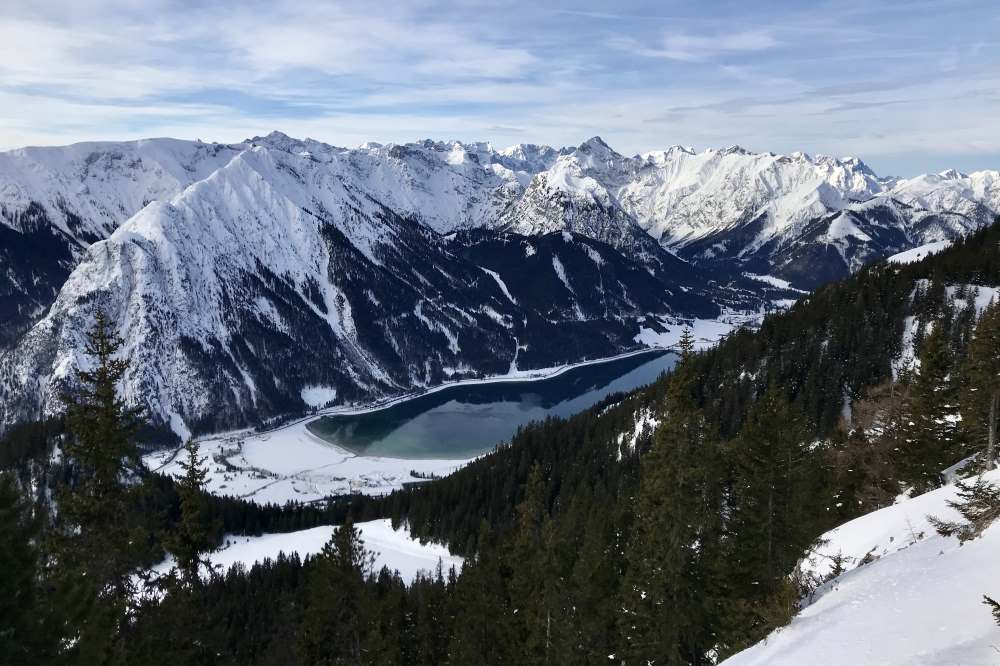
[{"xmin": 1, "ymin": 132, "xmax": 997, "ymax": 436}]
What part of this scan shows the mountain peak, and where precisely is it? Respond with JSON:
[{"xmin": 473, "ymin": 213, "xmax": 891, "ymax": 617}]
[
  {"xmin": 578, "ymin": 136, "xmax": 616, "ymax": 154},
  {"xmin": 250, "ymin": 130, "xmax": 294, "ymax": 143}
]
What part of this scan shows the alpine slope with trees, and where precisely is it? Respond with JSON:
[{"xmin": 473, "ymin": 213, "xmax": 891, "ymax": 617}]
[{"xmin": 2, "ymin": 221, "xmax": 1000, "ymax": 663}]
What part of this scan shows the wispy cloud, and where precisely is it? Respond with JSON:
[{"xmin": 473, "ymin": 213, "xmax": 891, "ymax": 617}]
[
  {"xmin": 609, "ymin": 30, "xmax": 778, "ymax": 62},
  {"xmin": 0, "ymin": 0, "xmax": 998, "ymax": 176}
]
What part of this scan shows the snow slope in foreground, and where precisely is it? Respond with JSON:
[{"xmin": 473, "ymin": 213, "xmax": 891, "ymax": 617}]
[
  {"xmin": 160, "ymin": 519, "xmax": 462, "ymax": 585},
  {"xmin": 722, "ymin": 469, "xmax": 1000, "ymax": 666}
]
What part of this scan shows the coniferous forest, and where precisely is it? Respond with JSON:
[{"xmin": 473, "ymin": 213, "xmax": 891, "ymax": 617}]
[{"xmin": 3, "ymin": 221, "xmax": 1000, "ymax": 665}]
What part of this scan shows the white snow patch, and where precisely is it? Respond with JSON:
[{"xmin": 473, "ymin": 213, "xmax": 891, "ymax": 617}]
[
  {"xmin": 145, "ymin": 421, "xmax": 470, "ymax": 503},
  {"xmin": 157, "ymin": 520, "xmax": 462, "ymax": 585},
  {"xmin": 887, "ymin": 239, "xmax": 952, "ymax": 264},
  {"xmin": 480, "ymin": 266, "xmax": 517, "ymax": 304},
  {"xmin": 615, "ymin": 407, "xmax": 660, "ymax": 460},
  {"xmin": 551, "ymin": 255, "xmax": 574, "ymax": 293},
  {"xmin": 168, "ymin": 411, "xmax": 191, "ymax": 442},
  {"xmin": 633, "ymin": 312, "xmax": 755, "ymax": 351},
  {"xmin": 300, "ymin": 385, "xmax": 337, "ymax": 408},
  {"xmin": 584, "ymin": 245, "xmax": 605, "ymax": 266},
  {"xmin": 825, "ymin": 214, "xmax": 872, "ymax": 241},
  {"xmin": 743, "ymin": 273, "xmax": 807, "ymax": 293}
]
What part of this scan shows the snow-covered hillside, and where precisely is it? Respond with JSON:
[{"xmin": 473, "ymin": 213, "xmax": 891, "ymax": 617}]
[
  {"xmin": 154, "ymin": 520, "xmax": 463, "ymax": 585},
  {"xmin": 722, "ymin": 470, "xmax": 1000, "ymax": 666},
  {"xmin": 0, "ymin": 139, "xmax": 246, "ymax": 343},
  {"xmin": 888, "ymin": 239, "xmax": 952, "ymax": 264}
]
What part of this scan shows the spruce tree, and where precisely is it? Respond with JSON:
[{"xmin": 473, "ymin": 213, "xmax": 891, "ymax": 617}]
[
  {"xmin": 929, "ymin": 474, "xmax": 1000, "ymax": 542},
  {"xmin": 961, "ymin": 301, "xmax": 1000, "ymax": 467},
  {"xmin": 447, "ymin": 521, "xmax": 509, "ymax": 666},
  {"xmin": 166, "ymin": 439, "xmax": 214, "ymax": 587},
  {"xmin": 507, "ymin": 464, "xmax": 567, "ymax": 665},
  {"xmin": 716, "ymin": 389, "xmax": 819, "ymax": 657},
  {"xmin": 678, "ymin": 327, "xmax": 695, "ymax": 358},
  {"xmin": 568, "ymin": 497, "xmax": 618, "ymax": 662},
  {"xmin": 297, "ymin": 520, "xmax": 375, "ymax": 665},
  {"xmin": 52, "ymin": 309, "xmax": 147, "ymax": 662},
  {"xmin": 985, "ymin": 596, "xmax": 1000, "ymax": 627},
  {"xmin": 898, "ymin": 323, "xmax": 962, "ymax": 491},
  {"xmin": 619, "ymin": 361, "xmax": 722, "ymax": 665}
]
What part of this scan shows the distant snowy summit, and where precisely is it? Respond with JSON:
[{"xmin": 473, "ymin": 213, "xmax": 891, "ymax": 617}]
[{"xmin": 2, "ymin": 131, "xmax": 994, "ymax": 288}]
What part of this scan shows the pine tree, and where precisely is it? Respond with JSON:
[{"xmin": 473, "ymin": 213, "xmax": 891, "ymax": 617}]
[
  {"xmin": 51, "ymin": 309, "xmax": 147, "ymax": 662},
  {"xmin": 716, "ymin": 389, "xmax": 820, "ymax": 657},
  {"xmin": 929, "ymin": 474, "xmax": 1000, "ymax": 542},
  {"xmin": 984, "ymin": 596, "xmax": 1000, "ymax": 626},
  {"xmin": 619, "ymin": 362, "xmax": 722, "ymax": 665},
  {"xmin": 567, "ymin": 496, "xmax": 618, "ymax": 662},
  {"xmin": 678, "ymin": 327, "xmax": 695, "ymax": 358},
  {"xmin": 297, "ymin": 520, "xmax": 375, "ymax": 665},
  {"xmin": 507, "ymin": 464, "xmax": 567, "ymax": 665},
  {"xmin": 898, "ymin": 323, "xmax": 962, "ymax": 491},
  {"xmin": 166, "ymin": 439, "xmax": 214, "ymax": 587},
  {"xmin": 447, "ymin": 521, "xmax": 509, "ymax": 666},
  {"xmin": 961, "ymin": 301, "xmax": 1000, "ymax": 467}
]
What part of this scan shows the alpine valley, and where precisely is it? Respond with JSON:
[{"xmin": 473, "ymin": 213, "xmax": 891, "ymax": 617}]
[{"xmin": 1, "ymin": 132, "xmax": 998, "ymax": 436}]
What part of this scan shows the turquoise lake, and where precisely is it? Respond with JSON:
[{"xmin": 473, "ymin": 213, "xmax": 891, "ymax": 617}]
[{"xmin": 306, "ymin": 351, "xmax": 676, "ymax": 459}]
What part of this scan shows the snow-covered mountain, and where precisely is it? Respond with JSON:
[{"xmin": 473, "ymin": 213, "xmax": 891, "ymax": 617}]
[
  {"xmin": 0, "ymin": 143, "xmax": 717, "ymax": 435},
  {"xmin": 3, "ymin": 132, "xmax": 997, "ymax": 341},
  {"xmin": 1, "ymin": 131, "xmax": 997, "ymax": 435},
  {"xmin": 0, "ymin": 139, "xmax": 246, "ymax": 344},
  {"xmin": 495, "ymin": 138, "xmax": 997, "ymax": 288}
]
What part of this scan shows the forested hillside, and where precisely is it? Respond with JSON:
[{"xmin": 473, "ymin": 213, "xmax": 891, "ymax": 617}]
[
  {"xmin": 372, "ymin": 219, "xmax": 1000, "ymax": 662},
  {"xmin": 2, "ymin": 221, "xmax": 998, "ymax": 664}
]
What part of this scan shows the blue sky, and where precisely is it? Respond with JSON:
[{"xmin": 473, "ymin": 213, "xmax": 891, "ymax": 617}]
[{"xmin": 1, "ymin": 0, "xmax": 998, "ymax": 176}]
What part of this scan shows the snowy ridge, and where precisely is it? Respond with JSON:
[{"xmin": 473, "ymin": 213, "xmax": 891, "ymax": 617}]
[
  {"xmin": 887, "ymin": 239, "xmax": 952, "ymax": 264},
  {"xmin": 0, "ymin": 138, "xmax": 246, "ymax": 243}
]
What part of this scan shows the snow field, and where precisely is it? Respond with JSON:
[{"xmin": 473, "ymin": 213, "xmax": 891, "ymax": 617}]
[
  {"xmin": 723, "ymin": 469, "xmax": 1000, "ymax": 666},
  {"xmin": 155, "ymin": 519, "xmax": 463, "ymax": 585}
]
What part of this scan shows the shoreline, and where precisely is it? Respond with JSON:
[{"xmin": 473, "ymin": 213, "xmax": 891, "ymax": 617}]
[
  {"xmin": 146, "ymin": 346, "xmax": 676, "ymax": 498},
  {"xmin": 197, "ymin": 345, "xmax": 674, "ymax": 446}
]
